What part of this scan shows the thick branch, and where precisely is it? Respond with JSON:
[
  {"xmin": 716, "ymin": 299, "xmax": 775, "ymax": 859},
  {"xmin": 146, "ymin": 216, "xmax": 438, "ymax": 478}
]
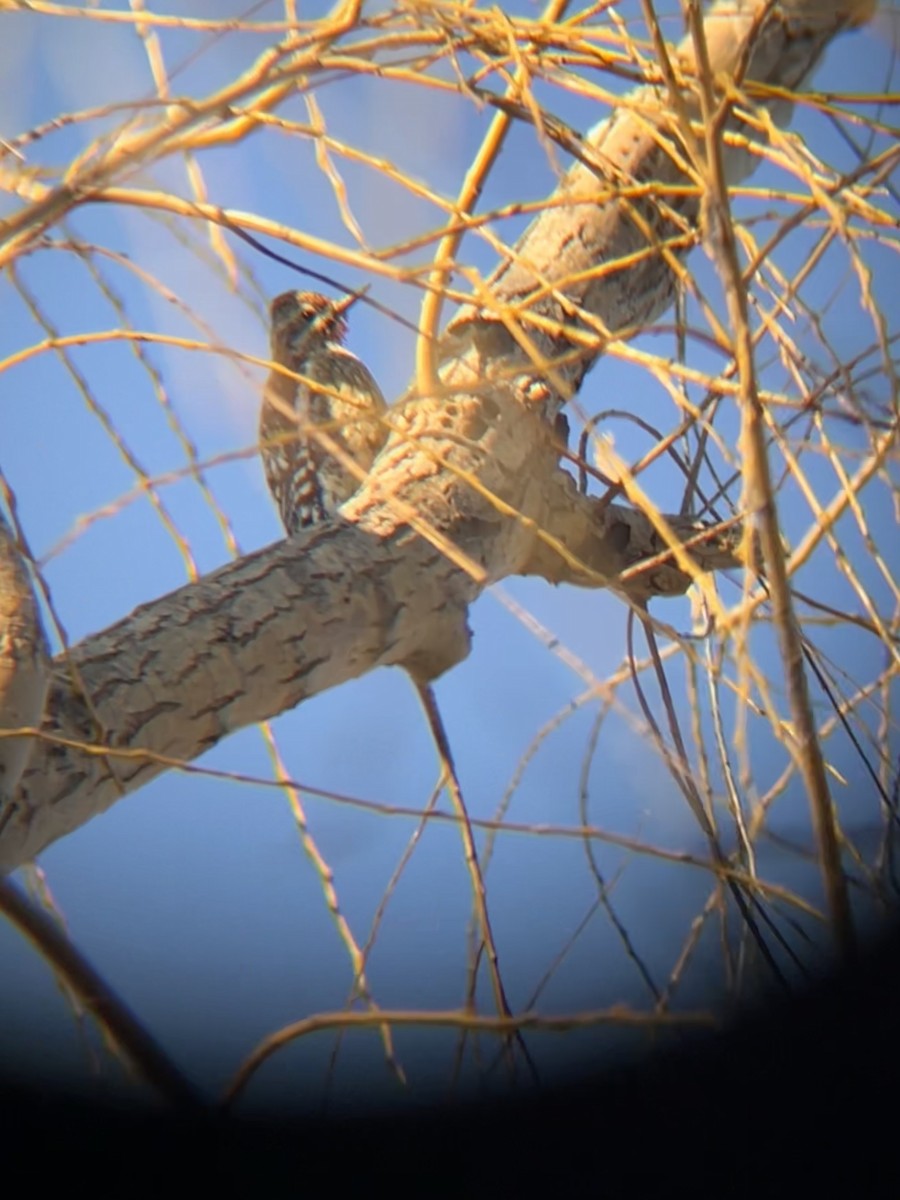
[
  {"xmin": 0, "ymin": 513, "xmax": 49, "ymax": 806},
  {"xmin": 0, "ymin": 491, "xmax": 739, "ymax": 874},
  {"xmin": 0, "ymin": 527, "xmax": 473, "ymax": 873},
  {"xmin": 445, "ymin": 0, "xmax": 873, "ymax": 382}
]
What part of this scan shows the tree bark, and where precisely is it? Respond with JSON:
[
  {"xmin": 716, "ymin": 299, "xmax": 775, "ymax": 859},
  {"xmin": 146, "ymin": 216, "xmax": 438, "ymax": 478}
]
[
  {"xmin": 0, "ymin": 0, "xmax": 875, "ymax": 874},
  {"xmin": 0, "ymin": 515, "xmax": 49, "ymax": 807}
]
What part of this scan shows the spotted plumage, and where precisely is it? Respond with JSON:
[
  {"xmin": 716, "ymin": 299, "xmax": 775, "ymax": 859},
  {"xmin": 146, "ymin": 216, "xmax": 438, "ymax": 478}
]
[{"xmin": 259, "ymin": 291, "xmax": 387, "ymax": 533}]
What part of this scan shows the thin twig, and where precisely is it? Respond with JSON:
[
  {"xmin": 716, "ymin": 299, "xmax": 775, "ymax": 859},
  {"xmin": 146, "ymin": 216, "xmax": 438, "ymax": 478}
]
[{"xmin": 414, "ymin": 681, "xmax": 535, "ymax": 1083}]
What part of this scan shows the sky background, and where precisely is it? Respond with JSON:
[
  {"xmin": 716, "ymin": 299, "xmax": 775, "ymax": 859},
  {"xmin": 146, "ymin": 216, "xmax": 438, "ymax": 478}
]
[{"xmin": 0, "ymin": 0, "xmax": 897, "ymax": 1115}]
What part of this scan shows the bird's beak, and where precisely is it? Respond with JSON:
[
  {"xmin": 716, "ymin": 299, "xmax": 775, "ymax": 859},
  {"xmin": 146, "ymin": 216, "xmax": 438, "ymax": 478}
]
[{"xmin": 331, "ymin": 287, "xmax": 369, "ymax": 317}]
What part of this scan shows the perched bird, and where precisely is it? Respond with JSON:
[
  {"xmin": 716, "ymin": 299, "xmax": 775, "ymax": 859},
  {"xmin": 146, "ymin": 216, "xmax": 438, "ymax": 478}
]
[{"xmin": 259, "ymin": 290, "xmax": 388, "ymax": 533}]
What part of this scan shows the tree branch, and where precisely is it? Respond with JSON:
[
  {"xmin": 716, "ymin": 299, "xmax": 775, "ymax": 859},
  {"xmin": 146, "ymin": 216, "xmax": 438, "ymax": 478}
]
[{"xmin": 0, "ymin": 512, "xmax": 49, "ymax": 810}]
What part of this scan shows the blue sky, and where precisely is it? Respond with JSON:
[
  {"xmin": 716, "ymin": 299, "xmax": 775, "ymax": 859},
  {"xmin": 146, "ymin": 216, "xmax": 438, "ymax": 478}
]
[{"xmin": 0, "ymin": 1, "xmax": 897, "ymax": 1114}]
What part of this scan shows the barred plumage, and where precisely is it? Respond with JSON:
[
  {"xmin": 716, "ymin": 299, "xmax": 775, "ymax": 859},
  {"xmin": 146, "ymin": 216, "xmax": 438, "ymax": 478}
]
[{"xmin": 259, "ymin": 291, "xmax": 388, "ymax": 534}]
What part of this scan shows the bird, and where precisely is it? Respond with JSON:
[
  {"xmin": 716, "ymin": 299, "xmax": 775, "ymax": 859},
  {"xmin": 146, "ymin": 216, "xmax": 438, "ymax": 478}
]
[{"xmin": 259, "ymin": 290, "xmax": 388, "ymax": 534}]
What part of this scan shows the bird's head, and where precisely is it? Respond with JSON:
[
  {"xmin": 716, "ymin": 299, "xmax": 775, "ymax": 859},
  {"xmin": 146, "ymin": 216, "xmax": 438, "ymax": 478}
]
[{"xmin": 269, "ymin": 291, "xmax": 351, "ymax": 356}]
